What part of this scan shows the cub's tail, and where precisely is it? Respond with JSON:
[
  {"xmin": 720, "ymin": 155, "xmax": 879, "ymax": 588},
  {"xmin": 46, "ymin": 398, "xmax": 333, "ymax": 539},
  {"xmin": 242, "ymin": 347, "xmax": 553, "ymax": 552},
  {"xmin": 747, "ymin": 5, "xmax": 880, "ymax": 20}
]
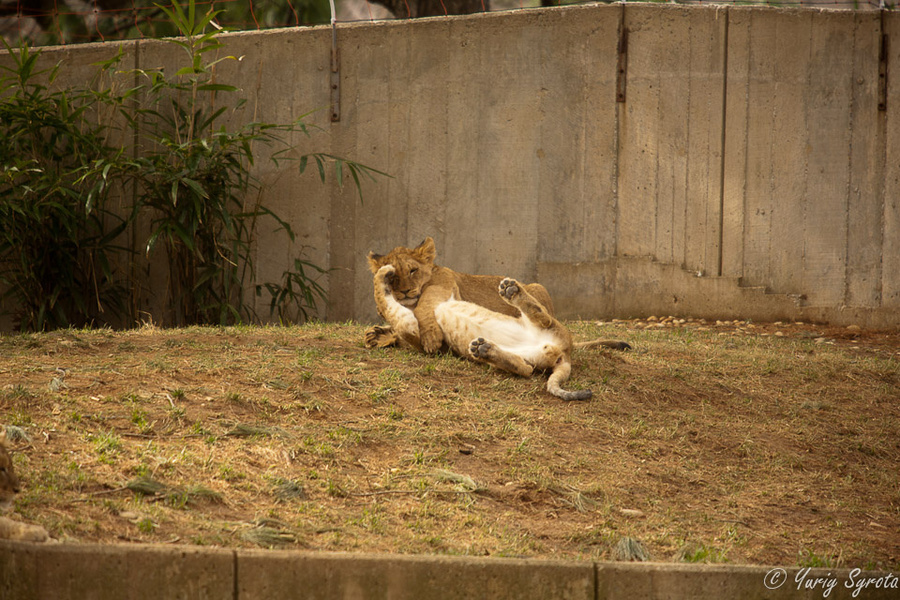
[
  {"xmin": 574, "ymin": 339, "xmax": 632, "ymax": 351},
  {"xmin": 546, "ymin": 360, "xmax": 592, "ymax": 402}
]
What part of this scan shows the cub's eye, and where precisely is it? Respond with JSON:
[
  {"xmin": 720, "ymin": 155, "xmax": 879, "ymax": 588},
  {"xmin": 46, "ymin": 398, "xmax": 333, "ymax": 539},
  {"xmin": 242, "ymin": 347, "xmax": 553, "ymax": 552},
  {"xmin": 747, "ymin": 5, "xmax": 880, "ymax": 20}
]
[{"xmin": 409, "ymin": 268, "xmax": 418, "ymax": 275}]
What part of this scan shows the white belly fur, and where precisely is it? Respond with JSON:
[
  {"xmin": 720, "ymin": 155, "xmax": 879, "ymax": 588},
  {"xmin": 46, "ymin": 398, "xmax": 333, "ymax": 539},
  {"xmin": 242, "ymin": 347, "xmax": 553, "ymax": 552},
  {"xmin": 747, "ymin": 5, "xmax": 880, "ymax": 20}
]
[{"xmin": 434, "ymin": 299, "xmax": 556, "ymax": 363}]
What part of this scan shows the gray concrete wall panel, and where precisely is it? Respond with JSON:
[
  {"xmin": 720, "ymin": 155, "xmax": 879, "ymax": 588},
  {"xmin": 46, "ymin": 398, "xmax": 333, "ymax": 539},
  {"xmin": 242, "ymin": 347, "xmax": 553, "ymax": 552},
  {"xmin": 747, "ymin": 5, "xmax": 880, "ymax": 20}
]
[{"xmin": 1, "ymin": 4, "xmax": 897, "ymax": 328}]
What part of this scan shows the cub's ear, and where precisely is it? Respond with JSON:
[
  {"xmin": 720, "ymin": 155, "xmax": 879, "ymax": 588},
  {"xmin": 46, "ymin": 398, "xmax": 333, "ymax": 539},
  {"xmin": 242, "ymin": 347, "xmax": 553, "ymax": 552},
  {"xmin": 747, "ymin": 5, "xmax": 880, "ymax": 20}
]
[
  {"xmin": 415, "ymin": 237, "xmax": 436, "ymax": 264},
  {"xmin": 367, "ymin": 251, "xmax": 385, "ymax": 273}
]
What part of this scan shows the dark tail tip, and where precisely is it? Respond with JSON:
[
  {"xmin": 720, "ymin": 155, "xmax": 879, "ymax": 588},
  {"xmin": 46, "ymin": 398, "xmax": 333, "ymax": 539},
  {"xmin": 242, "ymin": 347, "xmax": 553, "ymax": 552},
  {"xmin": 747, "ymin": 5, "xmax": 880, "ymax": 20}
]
[{"xmin": 561, "ymin": 389, "xmax": 592, "ymax": 402}]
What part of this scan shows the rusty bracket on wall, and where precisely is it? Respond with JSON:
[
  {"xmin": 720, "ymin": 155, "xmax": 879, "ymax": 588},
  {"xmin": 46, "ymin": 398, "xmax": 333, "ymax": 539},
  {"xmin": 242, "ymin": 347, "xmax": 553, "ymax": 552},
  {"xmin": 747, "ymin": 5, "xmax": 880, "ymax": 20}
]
[
  {"xmin": 878, "ymin": 32, "xmax": 888, "ymax": 112},
  {"xmin": 331, "ymin": 43, "xmax": 341, "ymax": 122},
  {"xmin": 329, "ymin": 0, "xmax": 341, "ymax": 122},
  {"xmin": 616, "ymin": 14, "xmax": 629, "ymax": 103}
]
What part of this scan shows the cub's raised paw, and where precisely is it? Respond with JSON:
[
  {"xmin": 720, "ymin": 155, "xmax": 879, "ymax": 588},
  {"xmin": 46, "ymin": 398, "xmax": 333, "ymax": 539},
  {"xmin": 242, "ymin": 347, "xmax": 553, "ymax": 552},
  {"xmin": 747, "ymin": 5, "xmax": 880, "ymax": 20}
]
[
  {"xmin": 469, "ymin": 337, "xmax": 493, "ymax": 359},
  {"xmin": 376, "ymin": 265, "xmax": 396, "ymax": 278},
  {"xmin": 498, "ymin": 278, "xmax": 521, "ymax": 301},
  {"xmin": 375, "ymin": 265, "xmax": 398, "ymax": 296},
  {"xmin": 375, "ymin": 264, "xmax": 396, "ymax": 287}
]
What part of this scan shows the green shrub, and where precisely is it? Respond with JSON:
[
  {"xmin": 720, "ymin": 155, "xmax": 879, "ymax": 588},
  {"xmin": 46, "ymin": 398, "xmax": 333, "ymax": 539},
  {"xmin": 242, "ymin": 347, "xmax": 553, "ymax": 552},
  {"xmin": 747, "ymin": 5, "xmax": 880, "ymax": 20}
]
[
  {"xmin": 0, "ymin": 0, "xmax": 384, "ymax": 331},
  {"xmin": 0, "ymin": 41, "xmax": 131, "ymax": 331}
]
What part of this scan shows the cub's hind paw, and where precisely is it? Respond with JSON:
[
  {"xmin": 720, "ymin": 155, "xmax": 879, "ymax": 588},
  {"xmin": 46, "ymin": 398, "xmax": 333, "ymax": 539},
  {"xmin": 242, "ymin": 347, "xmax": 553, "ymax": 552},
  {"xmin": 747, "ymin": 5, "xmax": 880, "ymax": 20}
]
[
  {"xmin": 498, "ymin": 278, "xmax": 521, "ymax": 301},
  {"xmin": 469, "ymin": 337, "xmax": 493, "ymax": 359}
]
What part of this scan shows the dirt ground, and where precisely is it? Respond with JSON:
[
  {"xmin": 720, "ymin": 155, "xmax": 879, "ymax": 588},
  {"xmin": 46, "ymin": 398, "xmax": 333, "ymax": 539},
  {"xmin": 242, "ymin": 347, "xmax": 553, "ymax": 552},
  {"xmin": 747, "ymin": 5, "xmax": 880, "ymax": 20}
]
[{"xmin": 1, "ymin": 317, "xmax": 898, "ymax": 569}]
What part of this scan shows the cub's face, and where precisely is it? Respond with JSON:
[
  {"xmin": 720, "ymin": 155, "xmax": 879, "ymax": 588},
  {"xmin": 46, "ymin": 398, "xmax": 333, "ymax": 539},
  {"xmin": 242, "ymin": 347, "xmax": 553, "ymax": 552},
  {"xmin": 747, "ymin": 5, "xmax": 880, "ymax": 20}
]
[
  {"xmin": 367, "ymin": 237, "xmax": 436, "ymax": 308},
  {"xmin": 0, "ymin": 431, "xmax": 20, "ymax": 513}
]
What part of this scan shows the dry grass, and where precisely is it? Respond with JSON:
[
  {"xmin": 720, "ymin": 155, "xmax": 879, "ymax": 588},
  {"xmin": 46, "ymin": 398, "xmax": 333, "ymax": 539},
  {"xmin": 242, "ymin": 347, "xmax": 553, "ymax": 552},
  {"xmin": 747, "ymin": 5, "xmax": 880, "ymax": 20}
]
[{"xmin": 1, "ymin": 318, "xmax": 898, "ymax": 569}]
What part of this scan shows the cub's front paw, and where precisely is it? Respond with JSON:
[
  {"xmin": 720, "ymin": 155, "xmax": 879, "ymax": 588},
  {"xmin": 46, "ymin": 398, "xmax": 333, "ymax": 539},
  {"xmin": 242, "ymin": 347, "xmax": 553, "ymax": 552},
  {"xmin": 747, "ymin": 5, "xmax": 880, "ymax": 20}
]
[
  {"xmin": 498, "ymin": 278, "xmax": 521, "ymax": 301},
  {"xmin": 421, "ymin": 329, "xmax": 444, "ymax": 354},
  {"xmin": 375, "ymin": 265, "xmax": 396, "ymax": 293},
  {"xmin": 365, "ymin": 325, "xmax": 396, "ymax": 348},
  {"xmin": 376, "ymin": 264, "xmax": 396, "ymax": 282}
]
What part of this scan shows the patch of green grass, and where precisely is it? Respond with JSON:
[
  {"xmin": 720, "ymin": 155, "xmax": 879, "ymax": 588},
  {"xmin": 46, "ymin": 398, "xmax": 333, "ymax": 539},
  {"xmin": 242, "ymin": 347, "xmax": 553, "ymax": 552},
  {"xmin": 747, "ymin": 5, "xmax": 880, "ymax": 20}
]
[
  {"xmin": 4, "ymin": 385, "xmax": 34, "ymax": 402},
  {"xmin": 89, "ymin": 430, "xmax": 122, "ymax": 463},
  {"xmin": 7, "ymin": 409, "xmax": 34, "ymax": 427},
  {"xmin": 798, "ymin": 548, "xmax": 838, "ymax": 568},
  {"xmin": 218, "ymin": 464, "xmax": 245, "ymax": 482},
  {"xmin": 300, "ymin": 436, "xmax": 335, "ymax": 458},
  {"xmin": 130, "ymin": 408, "xmax": 153, "ymax": 434},
  {"xmin": 137, "ymin": 518, "xmax": 156, "ymax": 534},
  {"xmin": 678, "ymin": 543, "xmax": 729, "ymax": 563}
]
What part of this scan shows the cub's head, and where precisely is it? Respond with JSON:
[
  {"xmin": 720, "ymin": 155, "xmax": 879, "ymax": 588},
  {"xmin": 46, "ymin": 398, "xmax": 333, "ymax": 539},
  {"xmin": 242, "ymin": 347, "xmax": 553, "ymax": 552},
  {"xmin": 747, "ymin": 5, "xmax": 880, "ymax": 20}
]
[
  {"xmin": 367, "ymin": 237, "xmax": 436, "ymax": 307},
  {"xmin": 0, "ymin": 429, "xmax": 20, "ymax": 513}
]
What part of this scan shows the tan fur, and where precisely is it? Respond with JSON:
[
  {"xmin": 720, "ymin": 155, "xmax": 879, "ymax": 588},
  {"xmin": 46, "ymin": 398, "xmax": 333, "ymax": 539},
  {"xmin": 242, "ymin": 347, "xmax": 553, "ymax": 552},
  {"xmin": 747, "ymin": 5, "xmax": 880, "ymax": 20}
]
[
  {"xmin": 365, "ymin": 237, "xmax": 630, "ymax": 353},
  {"xmin": 366, "ymin": 238, "xmax": 556, "ymax": 353},
  {"xmin": 0, "ymin": 430, "xmax": 19, "ymax": 513},
  {"xmin": 372, "ymin": 265, "xmax": 592, "ymax": 401},
  {"xmin": 0, "ymin": 429, "xmax": 50, "ymax": 542}
]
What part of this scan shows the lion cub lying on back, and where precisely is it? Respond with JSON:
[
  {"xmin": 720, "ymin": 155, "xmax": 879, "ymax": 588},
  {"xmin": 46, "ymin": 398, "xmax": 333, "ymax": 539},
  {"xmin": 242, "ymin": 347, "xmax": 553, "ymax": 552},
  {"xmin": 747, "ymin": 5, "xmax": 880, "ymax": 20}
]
[
  {"xmin": 365, "ymin": 237, "xmax": 629, "ymax": 354},
  {"xmin": 365, "ymin": 237, "xmax": 557, "ymax": 353},
  {"xmin": 372, "ymin": 264, "xmax": 592, "ymax": 401}
]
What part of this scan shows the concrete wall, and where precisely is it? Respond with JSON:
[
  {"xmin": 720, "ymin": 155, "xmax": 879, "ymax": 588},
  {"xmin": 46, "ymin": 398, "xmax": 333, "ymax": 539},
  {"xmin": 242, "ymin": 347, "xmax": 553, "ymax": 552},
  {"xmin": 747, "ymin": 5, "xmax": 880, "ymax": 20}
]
[
  {"xmin": 2, "ymin": 540, "xmax": 899, "ymax": 599},
  {"xmin": 2, "ymin": 4, "xmax": 898, "ymax": 328}
]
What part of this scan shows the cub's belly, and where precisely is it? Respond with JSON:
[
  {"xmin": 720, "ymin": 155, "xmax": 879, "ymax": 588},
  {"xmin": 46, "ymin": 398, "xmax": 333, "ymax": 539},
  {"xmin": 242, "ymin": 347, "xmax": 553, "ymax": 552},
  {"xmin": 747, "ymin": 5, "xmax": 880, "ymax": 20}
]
[{"xmin": 435, "ymin": 300, "xmax": 556, "ymax": 355}]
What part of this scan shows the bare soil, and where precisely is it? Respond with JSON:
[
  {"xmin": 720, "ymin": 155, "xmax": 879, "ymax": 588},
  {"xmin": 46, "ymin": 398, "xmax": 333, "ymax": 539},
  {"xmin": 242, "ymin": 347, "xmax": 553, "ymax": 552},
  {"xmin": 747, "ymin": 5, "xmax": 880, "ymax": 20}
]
[{"xmin": 1, "ymin": 318, "xmax": 898, "ymax": 569}]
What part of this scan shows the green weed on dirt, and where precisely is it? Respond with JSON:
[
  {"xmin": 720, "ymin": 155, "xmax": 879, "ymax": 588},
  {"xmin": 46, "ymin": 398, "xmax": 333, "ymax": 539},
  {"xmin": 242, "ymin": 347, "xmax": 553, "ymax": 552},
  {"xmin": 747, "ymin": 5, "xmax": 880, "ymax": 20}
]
[{"xmin": 0, "ymin": 319, "xmax": 897, "ymax": 568}]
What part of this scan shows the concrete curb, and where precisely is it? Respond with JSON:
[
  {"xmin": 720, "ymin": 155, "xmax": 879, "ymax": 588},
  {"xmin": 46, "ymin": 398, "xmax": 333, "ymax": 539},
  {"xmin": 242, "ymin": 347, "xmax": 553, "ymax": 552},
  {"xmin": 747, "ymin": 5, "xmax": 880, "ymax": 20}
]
[{"xmin": 1, "ymin": 541, "xmax": 897, "ymax": 599}]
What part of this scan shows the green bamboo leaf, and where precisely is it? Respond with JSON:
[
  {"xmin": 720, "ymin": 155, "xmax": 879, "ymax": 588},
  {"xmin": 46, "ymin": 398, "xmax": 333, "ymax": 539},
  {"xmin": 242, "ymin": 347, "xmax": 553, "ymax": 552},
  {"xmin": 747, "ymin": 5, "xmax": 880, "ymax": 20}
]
[
  {"xmin": 182, "ymin": 177, "xmax": 208, "ymax": 200},
  {"xmin": 197, "ymin": 83, "xmax": 237, "ymax": 93},
  {"xmin": 315, "ymin": 155, "xmax": 326, "ymax": 183},
  {"xmin": 175, "ymin": 66, "xmax": 202, "ymax": 77}
]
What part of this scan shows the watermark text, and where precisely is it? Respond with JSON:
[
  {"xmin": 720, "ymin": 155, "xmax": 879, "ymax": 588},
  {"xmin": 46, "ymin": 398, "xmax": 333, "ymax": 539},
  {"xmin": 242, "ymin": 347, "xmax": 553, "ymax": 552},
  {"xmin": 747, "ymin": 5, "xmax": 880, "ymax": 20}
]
[{"xmin": 763, "ymin": 567, "xmax": 898, "ymax": 598}]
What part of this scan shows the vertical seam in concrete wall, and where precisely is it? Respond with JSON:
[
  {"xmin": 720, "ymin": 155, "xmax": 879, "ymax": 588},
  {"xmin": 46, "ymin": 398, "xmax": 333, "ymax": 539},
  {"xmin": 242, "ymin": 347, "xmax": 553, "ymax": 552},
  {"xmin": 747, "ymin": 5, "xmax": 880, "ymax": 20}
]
[
  {"xmin": 613, "ymin": 4, "xmax": 625, "ymax": 261},
  {"xmin": 878, "ymin": 9, "xmax": 888, "ymax": 305},
  {"xmin": 131, "ymin": 40, "xmax": 142, "ymax": 320},
  {"xmin": 800, "ymin": 14, "xmax": 813, "ymax": 294},
  {"xmin": 717, "ymin": 10, "xmax": 730, "ymax": 277},
  {"xmin": 739, "ymin": 12, "xmax": 751, "ymax": 284},
  {"xmin": 683, "ymin": 14, "xmax": 694, "ymax": 271},
  {"xmin": 404, "ymin": 25, "xmax": 413, "ymax": 246},
  {"xmin": 653, "ymin": 13, "xmax": 662, "ymax": 262},
  {"xmin": 233, "ymin": 550, "xmax": 239, "ymax": 600},
  {"xmin": 843, "ymin": 14, "xmax": 858, "ymax": 306}
]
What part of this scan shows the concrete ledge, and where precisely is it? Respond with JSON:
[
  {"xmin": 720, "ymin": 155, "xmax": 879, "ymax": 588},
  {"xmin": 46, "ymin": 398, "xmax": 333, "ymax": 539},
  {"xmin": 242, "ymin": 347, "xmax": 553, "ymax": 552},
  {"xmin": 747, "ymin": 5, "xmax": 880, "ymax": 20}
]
[
  {"xmin": 2, "ymin": 541, "xmax": 898, "ymax": 599},
  {"xmin": 0, "ymin": 542, "xmax": 234, "ymax": 600},
  {"xmin": 238, "ymin": 550, "xmax": 594, "ymax": 600},
  {"xmin": 540, "ymin": 257, "xmax": 900, "ymax": 329}
]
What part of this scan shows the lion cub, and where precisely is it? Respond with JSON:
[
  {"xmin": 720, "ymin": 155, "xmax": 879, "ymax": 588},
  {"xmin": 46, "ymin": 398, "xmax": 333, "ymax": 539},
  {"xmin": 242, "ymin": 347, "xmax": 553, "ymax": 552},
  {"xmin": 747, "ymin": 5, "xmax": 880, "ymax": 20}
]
[
  {"xmin": 365, "ymin": 238, "xmax": 630, "ymax": 354},
  {"xmin": 365, "ymin": 237, "xmax": 556, "ymax": 353},
  {"xmin": 0, "ymin": 429, "xmax": 20, "ymax": 513},
  {"xmin": 0, "ymin": 428, "xmax": 49, "ymax": 542},
  {"xmin": 373, "ymin": 264, "xmax": 592, "ymax": 401}
]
